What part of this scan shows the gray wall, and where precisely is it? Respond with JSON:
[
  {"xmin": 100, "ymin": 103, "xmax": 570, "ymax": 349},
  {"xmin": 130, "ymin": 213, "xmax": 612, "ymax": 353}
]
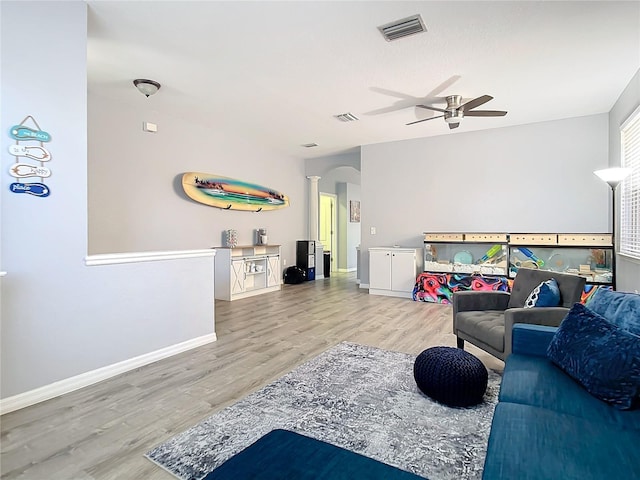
[
  {"xmin": 359, "ymin": 114, "xmax": 610, "ymax": 285},
  {"xmin": 1, "ymin": 2, "xmax": 216, "ymax": 400},
  {"xmin": 88, "ymin": 94, "xmax": 306, "ymax": 269},
  {"xmin": 609, "ymin": 68, "xmax": 640, "ymax": 293}
]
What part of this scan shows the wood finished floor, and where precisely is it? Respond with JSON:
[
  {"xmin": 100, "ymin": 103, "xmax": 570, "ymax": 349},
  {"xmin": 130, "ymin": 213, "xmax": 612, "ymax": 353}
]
[{"xmin": 0, "ymin": 273, "xmax": 503, "ymax": 480}]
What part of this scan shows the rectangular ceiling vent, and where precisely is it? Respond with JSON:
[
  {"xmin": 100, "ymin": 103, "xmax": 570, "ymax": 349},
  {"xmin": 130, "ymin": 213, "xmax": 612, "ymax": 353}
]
[
  {"xmin": 378, "ymin": 14, "xmax": 426, "ymax": 42},
  {"xmin": 335, "ymin": 112, "xmax": 359, "ymax": 122}
]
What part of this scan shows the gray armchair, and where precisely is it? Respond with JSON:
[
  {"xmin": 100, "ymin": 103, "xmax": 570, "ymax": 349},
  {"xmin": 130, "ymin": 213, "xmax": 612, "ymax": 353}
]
[{"xmin": 452, "ymin": 268, "xmax": 586, "ymax": 361}]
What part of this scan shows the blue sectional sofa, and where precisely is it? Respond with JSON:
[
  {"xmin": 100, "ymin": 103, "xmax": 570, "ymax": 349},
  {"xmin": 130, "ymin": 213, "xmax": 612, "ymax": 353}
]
[{"xmin": 482, "ymin": 290, "xmax": 640, "ymax": 480}]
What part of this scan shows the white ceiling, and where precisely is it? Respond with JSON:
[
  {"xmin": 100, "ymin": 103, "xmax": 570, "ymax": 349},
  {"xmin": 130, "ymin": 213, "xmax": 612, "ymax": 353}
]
[{"xmin": 87, "ymin": 1, "xmax": 640, "ymax": 160}]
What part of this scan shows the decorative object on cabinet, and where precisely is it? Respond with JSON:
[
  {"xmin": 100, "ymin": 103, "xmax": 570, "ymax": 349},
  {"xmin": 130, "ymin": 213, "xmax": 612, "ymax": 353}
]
[
  {"xmin": 224, "ymin": 229, "xmax": 238, "ymax": 248},
  {"xmin": 214, "ymin": 245, "xmax": 281, "ymax": 301},
  {"xmin": 182, "ymin": 173, "xmax": 289, "ymax": 212},
  {"xmin": 296, "ymin": 240, "xmax": 316, "ymax": 281},
  {"xmin": 369, "ymin": 247, "xmax": 420, "ymax": 298}
]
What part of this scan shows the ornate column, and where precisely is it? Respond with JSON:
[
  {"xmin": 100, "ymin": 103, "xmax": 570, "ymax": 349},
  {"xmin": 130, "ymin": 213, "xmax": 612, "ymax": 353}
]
[{"xmin": 307, "ymin": 176, "xmax": 321, "ymax": 240}]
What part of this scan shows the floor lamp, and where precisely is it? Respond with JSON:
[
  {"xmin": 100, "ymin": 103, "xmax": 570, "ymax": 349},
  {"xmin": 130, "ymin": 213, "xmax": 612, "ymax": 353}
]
[{"xmin": 594, "ymin": 167, "xmax": 632, "ymax": 291}]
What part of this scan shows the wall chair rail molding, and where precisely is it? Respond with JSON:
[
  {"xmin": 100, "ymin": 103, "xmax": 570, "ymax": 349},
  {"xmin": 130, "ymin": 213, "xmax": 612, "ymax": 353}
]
[
  {"xmin": 85, "ymin": 249, "xmax": 216, "ymax": 266},
  {"xmin": 0, "ymin": 332, "xmax": 216, "ymax": 415}
]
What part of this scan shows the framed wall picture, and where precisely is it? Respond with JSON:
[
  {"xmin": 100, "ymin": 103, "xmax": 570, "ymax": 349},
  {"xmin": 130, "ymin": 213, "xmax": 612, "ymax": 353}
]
[{"xmin": 350, "ymin": 200, "xmax": 360, "ymax": 223}]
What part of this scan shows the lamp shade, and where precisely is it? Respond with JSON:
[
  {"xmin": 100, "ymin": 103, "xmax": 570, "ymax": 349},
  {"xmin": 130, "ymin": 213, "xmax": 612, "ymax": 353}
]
[
  {"xmin": 594, "ymin": 167, "xmax": 631, "ymax": 188},
  {"xmin": 133, "ymin": 79, "xmax": 161, "ymax": 97}
]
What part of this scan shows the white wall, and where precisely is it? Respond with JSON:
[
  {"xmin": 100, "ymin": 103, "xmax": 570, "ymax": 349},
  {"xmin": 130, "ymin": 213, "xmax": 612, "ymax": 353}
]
[
  {"xmin": 608, "ymin": 68, "xmax": 640, "ymax": 293},
  {"xmin": 360, "ymin": 114, "xmax": 610, "ymax": 285},
  {"xmin": 88, "ymin": 93, "xmax": 306, "ymax": 269},
  {"xmin": 1, "ymin": 2, "xmax": 215, "ymax": 407}
]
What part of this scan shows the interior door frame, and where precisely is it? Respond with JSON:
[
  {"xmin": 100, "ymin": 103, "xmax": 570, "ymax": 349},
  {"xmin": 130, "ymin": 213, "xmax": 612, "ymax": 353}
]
[{"xmin": 319, "ymin": 192, "xmax": 337, "ymax": 272}]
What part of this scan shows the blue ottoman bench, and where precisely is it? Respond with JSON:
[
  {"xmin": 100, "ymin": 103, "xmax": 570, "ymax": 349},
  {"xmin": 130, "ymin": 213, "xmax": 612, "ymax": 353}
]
[
  {"xmin": 414, "ymin": 346, "xmax": 488, "ymax": 407},
  {"xmin": 203, "ymin": 429, "xmax": 426, "ymax": 479}
]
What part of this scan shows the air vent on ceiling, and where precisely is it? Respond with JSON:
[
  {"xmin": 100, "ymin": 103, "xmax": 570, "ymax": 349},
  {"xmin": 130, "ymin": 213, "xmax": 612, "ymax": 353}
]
[
  {"xmin": 302, "ymin": 143, "xmax": 319, "ymax": 148},
  {"xmin": 378, "ymin": 14, "xmax": 426, "ymax": 42},
  {"xmin": 335, "ymin": 112, "xmax": 359, "ymax": 122}
]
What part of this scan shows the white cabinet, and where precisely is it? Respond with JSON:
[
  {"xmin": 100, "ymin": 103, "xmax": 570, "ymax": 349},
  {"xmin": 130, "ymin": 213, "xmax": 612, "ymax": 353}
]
[
  {"xmin": 215, "ymin": 245, "xmax": 282, "ymax": 301},
  {"xmin": 267, "ymin": 255, "xmax": 281, "ymax": 287},
  {"xmin": 369, "ymin": 247, "xmax": 420, "ymax": 298}
]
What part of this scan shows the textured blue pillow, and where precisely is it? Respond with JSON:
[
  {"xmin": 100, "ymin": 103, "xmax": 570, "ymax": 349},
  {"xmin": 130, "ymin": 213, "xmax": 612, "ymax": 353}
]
[
  {"xmin": 587, "ymin": 289, "xmax": 640, "ymax": 336},
  {"xmin": 524, "ymin": 278, "xmax": 561, "ymax": 308},
  {"xmin": 547, "ymin": 303, "xmax": 640, "ymax": 410}
]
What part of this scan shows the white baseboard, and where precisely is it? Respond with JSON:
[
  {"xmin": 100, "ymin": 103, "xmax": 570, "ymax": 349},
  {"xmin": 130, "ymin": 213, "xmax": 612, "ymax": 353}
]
[
  {"xmin": 368, "ymin": 288, "xmax": 413, "ymax": 299},
  {"xmin": 337, "ymin": 268, "xmax": 357, "ymax": 273},
  {"xmin": 360, "ymin": 283, "xmax": 370, "ymax": 289},
  {"xmin": 0, "ymin": 332, "xmax": 217, "ymax": 415}
]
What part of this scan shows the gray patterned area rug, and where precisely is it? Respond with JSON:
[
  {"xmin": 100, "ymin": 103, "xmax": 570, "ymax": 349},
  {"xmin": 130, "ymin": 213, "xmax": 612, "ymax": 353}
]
[{"xmin": 146, "ymin": 342, "xmax": 501, "ymax": 480}]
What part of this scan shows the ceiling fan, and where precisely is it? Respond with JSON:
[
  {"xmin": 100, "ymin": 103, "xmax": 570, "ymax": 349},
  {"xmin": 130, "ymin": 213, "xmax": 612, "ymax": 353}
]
[{"xmin": 407, "ymin": 95, "xmax": 507, "ymax": 129}]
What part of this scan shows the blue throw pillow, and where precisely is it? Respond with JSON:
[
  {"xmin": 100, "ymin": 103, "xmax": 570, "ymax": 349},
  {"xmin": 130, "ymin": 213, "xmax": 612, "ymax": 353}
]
[
  {"xmin": 587, "ymin": 289, "xmax": 640, "ymax": 336},
  {"xmin": 547, "ymin": 303, "xmax": 640, "ymax": 410},
  {"xmin": 524, "ymin": 278, "xmax": 561, "ymax": 308}
]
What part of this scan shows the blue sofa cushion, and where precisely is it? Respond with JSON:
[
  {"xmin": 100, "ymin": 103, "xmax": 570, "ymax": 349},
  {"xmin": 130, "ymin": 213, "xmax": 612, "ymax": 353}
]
[
  {"xmin": 587, "ymin": 289, "xmax": 640, "ymax": 335},
  {"xmin": 483, "ymin": 402, "xmax": 640, "ymax": 480},
  {"xmin": 523, "ymin": 278, "xmax": 561, "ymax": 308},
  {"xmin": 500, "ymin": 354, "xmax": 640, "ymax": 431},
  {"xmin": 547, "ymin": 303, "xmax": 640, "ymax": 410}
]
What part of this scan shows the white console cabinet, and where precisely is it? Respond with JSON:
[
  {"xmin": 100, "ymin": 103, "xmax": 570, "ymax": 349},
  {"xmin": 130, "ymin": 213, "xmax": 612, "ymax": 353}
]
[
  {"xmin": 215, "ymin": 245, "xmax": 281, "ymax": 301},
  {"xmin": 369, "ymin": 247, "xmax": 420, "ymax": 298}
]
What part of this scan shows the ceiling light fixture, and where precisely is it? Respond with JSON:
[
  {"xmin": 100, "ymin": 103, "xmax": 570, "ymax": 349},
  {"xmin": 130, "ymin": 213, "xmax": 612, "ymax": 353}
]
[{"xmin": 133, "ymin": 79, "xmax": 161, "ymax": 97}]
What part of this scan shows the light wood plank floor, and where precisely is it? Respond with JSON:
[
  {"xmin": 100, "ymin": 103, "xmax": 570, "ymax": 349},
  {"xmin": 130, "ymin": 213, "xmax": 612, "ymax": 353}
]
[{"xmin": 1, "ymin": 273, "xmax": 503, "ymax": 480}]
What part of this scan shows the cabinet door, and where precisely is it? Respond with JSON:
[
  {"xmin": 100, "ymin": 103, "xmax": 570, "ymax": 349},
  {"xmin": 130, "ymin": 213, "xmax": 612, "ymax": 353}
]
[
  {"xmin": 391, "ymin": 250, "xmax": 417, "ymax": 293},
  {"xmin": 231, "ymin": 259, "xmax": 246, "ymax": 294},
  {"xmin": 267, "ymin": 255, "xmax": 281, "ymax": 287},
  {"xmin": 369, "ymin": 250, "xmax": 392, "ymax": 290}
]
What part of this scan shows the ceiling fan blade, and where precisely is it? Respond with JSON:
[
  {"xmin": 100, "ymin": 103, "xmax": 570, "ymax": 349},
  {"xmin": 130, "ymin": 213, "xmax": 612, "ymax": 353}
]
[
  {"xmin": 406, "ymin": 115, "xmax": 444, "ymax": 126},
  {"xmin": 449, "ymin": 123, "xmax": 460, "ymax": 129},
  {"xmin": 464, "ymin": 110, "xmax": 508, "ymax": 117},
  {"xmin": 460, "ymin": 95, "xmax": 493, "ymax": 111},
  {"xmin": 417, "ymin": 104, "xmax": 448, "ymax": 113}
]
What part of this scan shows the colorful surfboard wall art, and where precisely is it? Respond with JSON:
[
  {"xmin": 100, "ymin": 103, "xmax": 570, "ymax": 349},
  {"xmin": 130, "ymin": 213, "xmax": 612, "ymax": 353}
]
[{"xmin": 181, "ymin": 172, "xmax": 290, "ymax": 212}]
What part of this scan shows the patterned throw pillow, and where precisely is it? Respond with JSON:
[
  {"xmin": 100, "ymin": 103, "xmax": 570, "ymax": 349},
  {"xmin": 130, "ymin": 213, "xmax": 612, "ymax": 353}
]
[
  {"xmin": 547, "ymin": 303, "xmax": 640, "ymax": 410},
  {"xmin": 524, "ymin": 278, "xmax": 561, "ymax": 308}
]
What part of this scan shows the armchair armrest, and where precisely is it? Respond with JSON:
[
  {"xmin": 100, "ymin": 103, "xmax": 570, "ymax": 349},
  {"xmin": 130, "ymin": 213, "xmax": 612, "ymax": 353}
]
[
  {"xmin": 452, "ymin": 290, "xmax": 510, "ymax": 315},
  {"xmin": 504, "ymin": 306, "xmax": 569, "ymax": 358},
  {"xmin": 511, "ymin": 324, "xmax": 558, "ymax": 357}
]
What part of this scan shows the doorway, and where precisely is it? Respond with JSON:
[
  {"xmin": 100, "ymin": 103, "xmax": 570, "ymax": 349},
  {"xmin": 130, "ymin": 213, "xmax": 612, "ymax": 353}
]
[{"xmin": 320, "ymin": 193, "xmax": 337, "ymax": 273}]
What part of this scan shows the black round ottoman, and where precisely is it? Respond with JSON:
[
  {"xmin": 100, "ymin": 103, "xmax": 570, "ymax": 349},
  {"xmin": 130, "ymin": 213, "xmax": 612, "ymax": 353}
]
[{"xmin": 413, "ymin": 346, "xmax": 488, "ymax": 407}]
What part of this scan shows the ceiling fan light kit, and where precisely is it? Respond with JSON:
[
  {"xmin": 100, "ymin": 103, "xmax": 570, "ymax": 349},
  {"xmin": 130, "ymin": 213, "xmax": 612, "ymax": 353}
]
[{"xmin": 408, "ymin": 94, "xmax": 507, "ymax": 129}]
